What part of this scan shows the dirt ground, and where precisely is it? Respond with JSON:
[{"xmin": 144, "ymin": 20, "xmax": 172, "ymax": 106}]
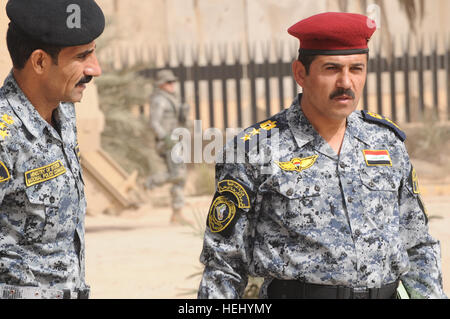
[{"xmin": 85, "ymin": 177, "xmax": 450, "ymax": 299}]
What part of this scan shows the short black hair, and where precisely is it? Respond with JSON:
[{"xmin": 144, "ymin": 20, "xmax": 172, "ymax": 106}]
[
  {"xmin": 298, "ymin": 52, "xmax": 370, "ymax": 75},
  {"xmin": 6, "ymin": 24, "xmax": 62, "ymax": 70}
]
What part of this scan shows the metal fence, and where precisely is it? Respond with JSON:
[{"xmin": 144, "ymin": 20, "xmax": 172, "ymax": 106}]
[{"xmin": 101, "ymin": 36, "xmax": 450, "ymax": 129}]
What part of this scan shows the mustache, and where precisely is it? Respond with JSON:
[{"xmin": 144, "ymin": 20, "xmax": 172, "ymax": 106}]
[
  {"xmin": 76, "ymin": 76, "xmax": 93, "ymax": 86},
  {"xmin": 329, "ymin": 88, "xmax": 355, "ymax": 100}
]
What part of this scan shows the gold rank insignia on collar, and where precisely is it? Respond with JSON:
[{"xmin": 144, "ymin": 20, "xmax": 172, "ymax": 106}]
[
  {"xmin": 0, "ymin": 113, "xmax": 15, "ymax": 140},
  {"xmin": 276, "ymin": 155, "xmax": 318, "ymax": 173},
  {"xmin": 240, "ymin": 120, "xmax": 277, "ymax": 142}
]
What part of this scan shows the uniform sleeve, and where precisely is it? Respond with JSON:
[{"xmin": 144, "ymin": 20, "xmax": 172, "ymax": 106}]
[
  {"xmin": 198, "ymin": 143, "xmax": 259, "ymax": 299},
  {"xmin": 149, "ymin": 96, "xmax": 169, "ymax": 140},
  {"xmin": 398, "ymin": 145, "xmax": 447, "ymax": 299}
]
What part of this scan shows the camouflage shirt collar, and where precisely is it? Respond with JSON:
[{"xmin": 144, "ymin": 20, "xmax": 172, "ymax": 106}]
[
  {"xmin": 346, "ymin": 111, "xmax": 371, "ymax": 146},
  {"xmin": 287, "ymin": 94, "xmax": 372, "ymax": 153},
  {"xmin": 3, "ymin": 71, "xmax": 66, "ymax": 140},
  {"xmin": 286, "ymin": 94, "xmax": 316, "ymax": 149}
]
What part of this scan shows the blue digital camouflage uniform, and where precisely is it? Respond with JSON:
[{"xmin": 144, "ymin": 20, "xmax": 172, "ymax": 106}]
[
  {"xmin": 198, "ymin": 94, "xmax": 447, "ymax": 299},
  {"xmin": 0, "ymin": 72, "xmax": 88, "ymax": 297}
]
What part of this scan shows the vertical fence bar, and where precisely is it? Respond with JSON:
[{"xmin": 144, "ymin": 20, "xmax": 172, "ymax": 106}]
[
  {"xmin": 431, "ymin": 36, "xmax": 439, "ymax": 117},
  {"xmin": 363, "ymin": 53, "xmax": 369, "ymax": 111},
  {"xmin": 176, "ymin": 45, "xmax": 187, "ymax": 104},
  {"xmin": 276, "ymin": 41, "xmax": 285, "ymax": 111},
  {"xmin": 205, "ymin": 45, "xmax": 215, "ymax": 128},
  {"xmin": 291, "ymin": 43, "xmax": 298, "ymax": 99},
  {"xmin": 376, "ymin": 45, "xmax": 383, "ymax": 115},
  {"xmin": 219, "ymin": 44, "xmax": 229, "ymax": 129},
  {"xmin": 163, "ymin": 45, "xmax": 171, "ymax": 69},
  {"xmin": 233, "ymin": 43, "xmax": 243, "ymax": 128},
  {"xmin": 263, "ymin": 42, "xmax": 271, "ymax": 118},
  {"xmin": 403, "ymin": 36, "xmax": 411, "ymax": 123},
  {"xmin": 192, "ymin": 46, "xmax": 201, "ymax": 121},
  {"xmin": 417, "ymin": 38, "xmax": 425, "ymax": 116},
  {"xmin": 248, "ymin": 44, "xmax": 258, "ymax": 124},
  {"xmin": 389, "ymin": 40, "xmax": 397, "ymax": 122}
]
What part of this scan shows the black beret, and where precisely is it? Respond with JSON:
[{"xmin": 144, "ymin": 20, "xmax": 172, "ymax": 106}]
[{"xmin": 6, "ymin": 0, "xmax": 105, "ymax": 46}]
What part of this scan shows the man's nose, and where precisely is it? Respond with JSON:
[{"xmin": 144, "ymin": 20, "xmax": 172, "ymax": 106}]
[
  {"xmin": 336, "ymin": 69, "xmax": 352, "ymax": 89},
  {"xmin": 84, "ymin": 53, "xmax": 102, "ymax": 77}
]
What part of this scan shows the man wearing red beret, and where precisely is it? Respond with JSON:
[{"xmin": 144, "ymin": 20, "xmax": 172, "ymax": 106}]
[{"xmin": 198, "ymin": 12, "xmax": 447, "ymax": 299}]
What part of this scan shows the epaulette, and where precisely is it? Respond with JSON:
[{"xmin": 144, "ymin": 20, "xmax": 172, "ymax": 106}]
[
  {"xmin": 361, "ymin": 110, "xmax": 406, "ymax": 142},
  {"xmin": 234, "ymin": 114, "xmax": 288, "ymax": 153}
]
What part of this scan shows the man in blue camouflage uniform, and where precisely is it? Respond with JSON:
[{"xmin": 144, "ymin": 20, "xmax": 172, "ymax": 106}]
[
  {"xmin": 198, "ymin": 12, "xmax": 447, "ymax": 299},
  {"xmin": 0, "ymin": 0, "xmax": 104, "ymax": 299}
]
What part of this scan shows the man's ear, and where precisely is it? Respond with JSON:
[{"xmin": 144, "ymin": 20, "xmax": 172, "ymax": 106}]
[
  {"xmin": 292, "ymin": 60, "xmax": 307, "ymax": 88},
  {"xmin": 28, "ymin": 50, "xmax": 51, "ymax": 75}
]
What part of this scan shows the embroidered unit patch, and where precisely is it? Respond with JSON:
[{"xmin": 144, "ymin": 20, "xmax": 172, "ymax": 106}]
[
  {"xmin": 276, "ymin": 155, "xmax": 318, "ymax": 173},
  {"xmin": 208, "ymin": 196, "xmax": 237, "ymax": 233},
  {"xmin": 362, "ymin": 150, "xmax": 392, "ymax": 166},
  {"xmin": 217, "ymin": 179, "xmax": 251, "ymax": 209},
  {"xmin": 0, "ymin": 161, "xmax": 11, "ymax": 183},
  {"xmin": 25, "ymin": 160, "xmax": 67, "ymax": 187}
]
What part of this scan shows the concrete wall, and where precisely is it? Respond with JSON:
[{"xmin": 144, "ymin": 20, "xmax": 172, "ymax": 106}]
[
  {"xmin": 96, "ymin": 0, "xmax": 450, "ymax": 57},
  {"xmin": 0, "ymin": 1, "xmax": 10, "ymax": 79}
]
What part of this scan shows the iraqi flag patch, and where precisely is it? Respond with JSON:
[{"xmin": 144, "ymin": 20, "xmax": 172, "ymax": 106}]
[{"xmin": 363, "ymin": 150, "xmax": 392, "ymax": 166}]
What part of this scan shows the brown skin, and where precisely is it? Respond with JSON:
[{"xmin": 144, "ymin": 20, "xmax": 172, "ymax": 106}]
[
  {"xmin": 159, "ymin": 81, "xmax": 176, "ymax": 94},
  {"xmin": 292, "ymin": 54, "xmax": 367, "ymax": 154},
  {"xmin": 13, "ymin": 41, "xmax": 102, "ymax": 127}
]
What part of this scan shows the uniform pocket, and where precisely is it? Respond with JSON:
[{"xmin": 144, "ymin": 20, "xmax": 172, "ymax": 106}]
[
  {"xmin": 360, "ymin": 167, "xmax": 400, "ymax": 191},
  {"xmin": 359, "ymin": 167, "xmax": 401, "ymax": 227},
  {"xmin": 24, "ymin": 185, "xmax": 61, "ymax": 244},
  {"xmin": 262, "ymin": 173, "xmax": 324, "ymax": 229}
]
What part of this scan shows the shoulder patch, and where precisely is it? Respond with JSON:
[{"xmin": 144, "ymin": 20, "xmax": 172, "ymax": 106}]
[
  {"xmin": 0, "ymin": 161, "xmax": 11, "ymax": 183},
  {"xmin": 218, "ymin": 177, "xmax": 251, "ymax": 209},
  {"xmin": 361, "ymin": 111, "xmax": 406, "ymax": 142},
  {"xmin": 208, "ymin": 195, "xmax": 237, "ymax": 233}
]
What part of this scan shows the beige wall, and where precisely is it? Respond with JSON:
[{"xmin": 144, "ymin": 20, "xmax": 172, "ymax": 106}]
[
  {"xmin": 96, "ymin": 0, "xmax": 450, "ymax": 61},
  {"xmin": 0, "ymin": 1, "xmax": 11, "ymax": 80}
]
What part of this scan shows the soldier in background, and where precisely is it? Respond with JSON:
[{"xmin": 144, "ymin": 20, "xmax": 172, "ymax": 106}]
[
  {"xmin": 147, "ymin": 69, "xmax": 191, "ymax": 225},
  {"xmin": 0, "ymin": 0, "xmax": 104, "ymax": 299}
]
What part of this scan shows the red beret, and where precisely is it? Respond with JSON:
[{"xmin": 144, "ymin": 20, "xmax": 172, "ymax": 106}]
[{"xmin": 288, "ymin": 12, "xmax": 377, "ymax": 56}]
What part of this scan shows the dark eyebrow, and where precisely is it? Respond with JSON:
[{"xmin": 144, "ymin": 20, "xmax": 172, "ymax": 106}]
[
  {"xmin": 322, "ymin": 62, "xmax": 366, "ymax": 68},
  {"xmin": 323, "ymin": 62, "xmax": 343, "ymax": 68},
  {"xmin": 75, "ymin": 45, "xmax": 96, "ymax": 58}
]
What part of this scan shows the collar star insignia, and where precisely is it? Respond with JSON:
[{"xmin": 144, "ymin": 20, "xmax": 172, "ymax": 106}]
[
  {"xmin": 250, "ymin": 128, "xmax": 260, "ymax": 136},
  {"xmin": 260, "ymin": 120, "xmax": 277, "ymax": 131},
  {"xmin": 241, "ymin": 134, "xmax": 251, "ymax": 142},
  {"xmin": 1, "ymin": 114, "xmax": 14, "ymax": 125}
]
